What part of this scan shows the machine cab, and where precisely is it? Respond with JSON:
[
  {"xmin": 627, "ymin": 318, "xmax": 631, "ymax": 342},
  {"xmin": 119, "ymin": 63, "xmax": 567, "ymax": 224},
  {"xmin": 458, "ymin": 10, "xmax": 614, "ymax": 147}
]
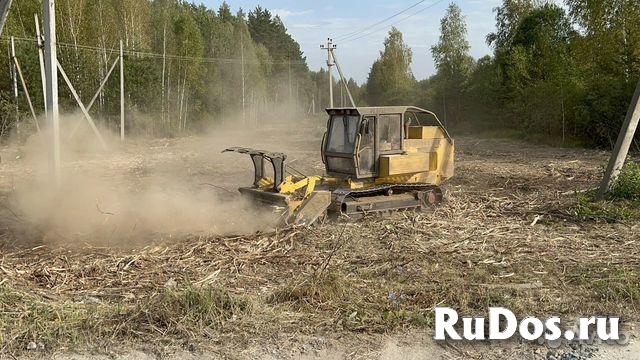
[
  {"xmin": 321, "ymin": 106, "xmax": 454, "ymax": 182},
  {"xmin": 322, "ymin": 108, "xmax": 403, "ymax": 179}
]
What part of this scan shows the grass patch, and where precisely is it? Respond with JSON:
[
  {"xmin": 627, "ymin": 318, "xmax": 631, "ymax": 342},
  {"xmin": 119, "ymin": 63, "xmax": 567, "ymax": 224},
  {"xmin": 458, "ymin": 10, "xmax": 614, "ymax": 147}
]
[
  {"xmin": 268, "ymin": 273, "xmax": 355, "ymax": 308},
  {"xmin": 611, "ymin": 162, "xmax": 640, "ymax": 201},
  {"xmin": 573, "ymin": 192, "xmax": 635, "ymax": 223},
  {"xmin": 563, "ymin": 264, "xmax": 640, "ymax": 318},
  {"xmin": 0, "ymin": 286, "xmax": 126, "ymax": 351},
  {"xmin": 596, "ymin": 269, "xmax": 640, "ymax": 303},
  {"xmin": 0, "ymin": 285, "xmax": 250, "ymax": 352},
  {"xmin": 566, "ymin": 265, "xmax": 640, "ymax": 304},
  {"xmin": 268, "ymin": 264, "xmax": 558, "ymax": 333},
  {"xmin": 136, "ymin": 286, "xmax": 251, "ymax": 336},
  {"xmin": 572, "ymin": 162, "xmax": 640, "ymax": 223}
]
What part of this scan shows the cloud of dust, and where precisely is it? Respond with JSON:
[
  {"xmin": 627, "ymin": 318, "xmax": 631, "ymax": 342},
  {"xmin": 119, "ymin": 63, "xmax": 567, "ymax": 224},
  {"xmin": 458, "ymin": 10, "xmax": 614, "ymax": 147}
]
[{"xmin": 7, "ymin": 112, "xmax": 288, "ymax": 246}]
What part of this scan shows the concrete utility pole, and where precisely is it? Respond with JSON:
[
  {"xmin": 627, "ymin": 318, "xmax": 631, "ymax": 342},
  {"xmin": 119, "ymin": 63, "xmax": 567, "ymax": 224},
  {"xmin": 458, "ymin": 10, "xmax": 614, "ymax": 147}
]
[
  {"xmin": 44, "ymin": 0, "xmax": 61, "ymax": 184},
  {"xmin": 10, "ymin": 37, "xmax": 19, "ymax": 134},
  {"xmin": 161, "ymin": 23, "xmax": 166, "ymax": 127},
  {"xmin": 0, "ymin": 0, "xmax": 12, "ymax": 36},
  {"xmin": 120, "ymin": 40, "xmax": 124, "ymax": 141},
  {"xmin": 598, "ymin": 79, "xmax": 640, "ymax": 199},
  {"xmin": 330, "ymin": 48, "xmax": 356, "ymax": 108},
  {"xmin": 241, "ymin": 32, "xmax": 245, "ymax": 124},
  {"xmin": 288, "ymin": 55, "xmax": 292, "ymax": 103},
  {"xmin": 35, "ymin": 14, "xmax": 47, "ymax": 119},
  {"xmin": 320, "ymin": 38, "xmax": 336, "ymax": 108},
  {"xmin": 11, "ymin": 37, "xmax": 41, "ymax": 135}
]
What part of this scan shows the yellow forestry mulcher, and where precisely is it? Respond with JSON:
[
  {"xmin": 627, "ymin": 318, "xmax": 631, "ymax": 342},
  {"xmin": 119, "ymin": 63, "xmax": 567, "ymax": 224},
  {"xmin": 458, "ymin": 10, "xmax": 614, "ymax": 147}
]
[{"xmin": 224, "ymin": 106, "xmax": 454, "ymax": 226}]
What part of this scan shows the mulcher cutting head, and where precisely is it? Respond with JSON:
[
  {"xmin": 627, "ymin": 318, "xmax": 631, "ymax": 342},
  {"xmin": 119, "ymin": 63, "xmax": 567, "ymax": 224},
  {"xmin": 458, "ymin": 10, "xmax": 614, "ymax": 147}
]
[{"xmin": 223, "ymin": 147, "xmax": 331, "ymax": 227}]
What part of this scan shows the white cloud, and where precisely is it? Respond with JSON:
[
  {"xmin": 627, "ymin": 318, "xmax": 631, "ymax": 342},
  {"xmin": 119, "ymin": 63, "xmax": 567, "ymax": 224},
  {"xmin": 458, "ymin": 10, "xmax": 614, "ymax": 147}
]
[
  {"xmin": 291, "ymin": 23, "xmax": 321, "ymax": 29},
  {"xmin": 271, "ymin": 8, "xmax": 312, "ymax": 19}
]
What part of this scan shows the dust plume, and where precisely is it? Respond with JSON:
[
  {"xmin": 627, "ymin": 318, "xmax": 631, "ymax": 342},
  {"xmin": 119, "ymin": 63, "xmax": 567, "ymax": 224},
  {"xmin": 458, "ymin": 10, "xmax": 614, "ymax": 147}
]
[{"xmin": 5, "ymin": 110, "xmax": 317, "ymax": 246}]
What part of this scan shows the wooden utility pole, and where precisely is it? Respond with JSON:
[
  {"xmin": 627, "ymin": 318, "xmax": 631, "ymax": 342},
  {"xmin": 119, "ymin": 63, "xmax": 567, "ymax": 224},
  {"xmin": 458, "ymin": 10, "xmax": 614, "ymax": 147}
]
[
  {"xmin": 598, "ymin": 79, "xmax": 640, "ymax": 199},
  {"xmin": 44, "ymin": 0, "xmax": 61, "ymax": 184}
]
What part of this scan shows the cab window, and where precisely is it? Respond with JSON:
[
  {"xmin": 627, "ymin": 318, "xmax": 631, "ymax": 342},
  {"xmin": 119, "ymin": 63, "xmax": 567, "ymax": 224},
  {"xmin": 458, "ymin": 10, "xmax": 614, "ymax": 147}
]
[
  {"xmin": 327, "ymin": 115, "xmax": 359, "ymax": 153},
  {"xmin": 378, "ymin": 114, "xmax": 402, "ymax": 151}
]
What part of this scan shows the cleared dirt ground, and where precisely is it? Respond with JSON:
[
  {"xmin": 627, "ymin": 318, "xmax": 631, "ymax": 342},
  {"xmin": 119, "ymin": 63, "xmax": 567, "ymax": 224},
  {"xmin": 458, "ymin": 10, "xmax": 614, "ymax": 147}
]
[{"xmin": 0, "ymin": 122, "xmax": 638, "ymax": 359}]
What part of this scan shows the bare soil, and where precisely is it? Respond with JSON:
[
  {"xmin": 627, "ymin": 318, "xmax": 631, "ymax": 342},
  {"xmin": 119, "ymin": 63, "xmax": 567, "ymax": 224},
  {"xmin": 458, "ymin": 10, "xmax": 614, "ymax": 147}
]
[{"xmin": 0, "ymin": 124, "xmax": 638, "ymax": 359}]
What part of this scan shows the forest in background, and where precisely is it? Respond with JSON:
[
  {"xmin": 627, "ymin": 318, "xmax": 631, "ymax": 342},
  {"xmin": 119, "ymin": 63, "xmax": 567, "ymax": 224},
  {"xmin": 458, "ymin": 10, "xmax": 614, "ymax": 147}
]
[
  {"xmin": 0, "ymin": 0, "xmax": 639, "ymax": 148},
  {"xmin": 0, "ymin": 0, "xmax": 328, "ymax": 137},
  {"xmin": 360, "ymin": 0, "xmax": 640, "ymax": 148}
]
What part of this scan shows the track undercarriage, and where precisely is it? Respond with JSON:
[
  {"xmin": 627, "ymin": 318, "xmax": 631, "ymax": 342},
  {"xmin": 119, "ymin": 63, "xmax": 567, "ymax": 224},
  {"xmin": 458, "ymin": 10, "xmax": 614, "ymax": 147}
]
[{"xmin": 330, "ymin": 184, "xmax": 443, "ymax": 217}]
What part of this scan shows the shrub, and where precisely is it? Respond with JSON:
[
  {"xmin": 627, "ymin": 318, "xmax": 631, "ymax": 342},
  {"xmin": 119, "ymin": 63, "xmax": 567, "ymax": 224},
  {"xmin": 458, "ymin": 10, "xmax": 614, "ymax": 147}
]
[{"xmin": 611, "ymin": 162, "xmax": 640, "ymax": 201}]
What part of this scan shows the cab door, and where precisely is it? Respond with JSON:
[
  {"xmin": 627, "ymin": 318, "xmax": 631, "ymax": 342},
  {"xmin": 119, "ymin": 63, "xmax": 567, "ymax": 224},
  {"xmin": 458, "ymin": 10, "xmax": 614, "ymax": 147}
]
[{"xmin": 356, "ymin": 116, "xmax": 376, "ymax": 178}]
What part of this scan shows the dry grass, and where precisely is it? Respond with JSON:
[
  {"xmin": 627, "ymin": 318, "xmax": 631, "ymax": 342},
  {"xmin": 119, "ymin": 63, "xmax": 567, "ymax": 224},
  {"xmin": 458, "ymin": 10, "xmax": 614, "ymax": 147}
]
[{"xmin": 0, "ymin": 136, "xmax": 639, "ymax": 356}]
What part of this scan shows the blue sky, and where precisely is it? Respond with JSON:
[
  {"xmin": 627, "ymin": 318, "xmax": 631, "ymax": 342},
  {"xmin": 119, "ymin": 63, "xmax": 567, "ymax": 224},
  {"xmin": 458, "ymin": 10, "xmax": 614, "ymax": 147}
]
[{"xmin": 190, "ymin": 1, "xmax": 551, "ymax": 84}]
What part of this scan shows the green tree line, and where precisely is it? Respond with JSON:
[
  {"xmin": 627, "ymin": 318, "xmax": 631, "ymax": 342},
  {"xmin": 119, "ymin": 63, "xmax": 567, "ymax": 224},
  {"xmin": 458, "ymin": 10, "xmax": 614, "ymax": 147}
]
[
  {"xmin": 360, "ymin": 0, "xmax": 640, "ymax": 148},
  {"xmin": 0, "ymin": 0, "xmax": 334, "ymax": 137},
  {"xmin": 2, "ymin": 0, "xmax": 638, "ymax": 149}
]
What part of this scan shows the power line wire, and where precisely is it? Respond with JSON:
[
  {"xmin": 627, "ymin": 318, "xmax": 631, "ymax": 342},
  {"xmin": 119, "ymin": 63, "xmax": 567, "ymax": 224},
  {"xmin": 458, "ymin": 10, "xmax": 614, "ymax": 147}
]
[
  {"xmin": 332, "ymin": 0, "xmax": 428, "ymax": 42},
  {"xmin": 1, "ymin": 36, "xmax": 307, "ymax": 65},
  {"xmin": 341, "ymin": 0, "xmax": 448, "ymax": 44}
]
